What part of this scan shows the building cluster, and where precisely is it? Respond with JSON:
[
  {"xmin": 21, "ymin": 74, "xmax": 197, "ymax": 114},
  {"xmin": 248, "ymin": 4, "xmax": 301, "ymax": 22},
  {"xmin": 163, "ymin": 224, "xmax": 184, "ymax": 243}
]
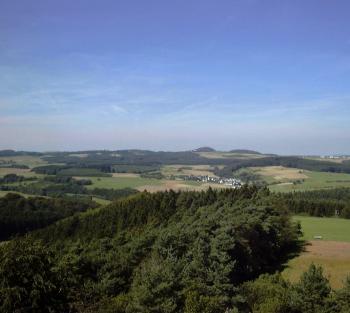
[
  {"xmin": 182, "ymin": 175, "xmax": 242, "ymax": 188},
  {"xmin": 320, "ymin": 155, "xmax": 349, "ymax": 160}
]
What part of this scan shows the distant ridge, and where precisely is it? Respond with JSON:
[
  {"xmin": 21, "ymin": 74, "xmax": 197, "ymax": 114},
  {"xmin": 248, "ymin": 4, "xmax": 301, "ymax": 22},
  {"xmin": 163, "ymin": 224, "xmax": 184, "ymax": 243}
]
[
  {"xmin": 0, "ymin": 150, "xmax": 42, "ymax": 157},
  {"xmin": 229, "ymin": 149, "xmax": 261, "ymax": 154},
  {"xmin": 194, "ymin": 147, "xmax": 216, "ymax": 152}
]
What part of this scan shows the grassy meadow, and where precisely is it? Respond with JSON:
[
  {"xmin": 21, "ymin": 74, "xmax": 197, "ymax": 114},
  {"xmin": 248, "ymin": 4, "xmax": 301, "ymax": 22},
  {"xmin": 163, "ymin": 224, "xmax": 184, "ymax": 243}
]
[{"xmin": 294, "ymin": 215, "xmax": 350, "ymax": 242}]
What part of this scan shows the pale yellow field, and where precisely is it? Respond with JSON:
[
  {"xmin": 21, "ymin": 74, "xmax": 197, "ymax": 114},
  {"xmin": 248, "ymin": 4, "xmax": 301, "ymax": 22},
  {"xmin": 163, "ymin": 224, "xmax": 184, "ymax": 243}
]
[
  {"xmin": 252, "ymin": 166, "xmax": 308, "ymax": 181},
  {"xmin": 111, "ymin": 173, "xmax": 140, "ymax": 178},
  {"xmin": 0, "ymin": 155, "xmax": 48, "ymax": 168},
  {"xmin": 283, "ymin": 241, "xmax": 350, "ymax": 289},
  {"xmin": 161, "ymin": 165, "xmax": 219, "ymax": 177},
  {"xmin": 0, "ymin": 167, "xmax": 37, "ymax": 177},
  {"xmin": 68, "ymin": 153, "xmax": 89, "ymax": 158},
  {"xmin": 196, "ymin": 152, "xmax": 263, "ymax": 159}
]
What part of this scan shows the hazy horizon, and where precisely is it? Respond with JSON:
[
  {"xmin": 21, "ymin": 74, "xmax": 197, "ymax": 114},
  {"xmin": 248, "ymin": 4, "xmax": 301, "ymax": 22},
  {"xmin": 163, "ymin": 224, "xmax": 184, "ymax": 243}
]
[{"xmin": 1, "ymin": 0, "xmax": 350, "ymax": 154}]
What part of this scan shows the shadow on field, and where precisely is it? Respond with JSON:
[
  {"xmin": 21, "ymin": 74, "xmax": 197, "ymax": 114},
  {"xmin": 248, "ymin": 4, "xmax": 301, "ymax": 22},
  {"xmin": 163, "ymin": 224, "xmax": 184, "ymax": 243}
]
[{"xmin": 279, "ymin": 239, "xmax": 307, "ymax": 272}]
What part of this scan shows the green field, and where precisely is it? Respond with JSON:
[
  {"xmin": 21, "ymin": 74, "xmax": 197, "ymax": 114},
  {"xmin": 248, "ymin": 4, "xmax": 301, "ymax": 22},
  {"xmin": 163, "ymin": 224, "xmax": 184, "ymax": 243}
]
[
  {"xmin": 86, "ymin": 176, "xmax": 165, "ymax": 189},
  {"xmin": 85, "ymin": 176, "xmax": 203, "ymax": 191},
  {"xmin": 294, "ymin": 215, "xmax": 350, "ymax": 242}
]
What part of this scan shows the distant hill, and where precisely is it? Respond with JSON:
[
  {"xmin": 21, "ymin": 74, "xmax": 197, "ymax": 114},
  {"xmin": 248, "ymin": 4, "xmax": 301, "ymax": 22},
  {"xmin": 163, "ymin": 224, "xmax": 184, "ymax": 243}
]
[
  {"xmin": 0, "ymin": 150, "xmax": 42, "ymax": 157},
  {"xmin": 229, "ymin": 149, "xmax": 261, "ymax": 155},
  {"xmin": 194, "ymin": 147, "xmax": 216, "ymax": 152}
]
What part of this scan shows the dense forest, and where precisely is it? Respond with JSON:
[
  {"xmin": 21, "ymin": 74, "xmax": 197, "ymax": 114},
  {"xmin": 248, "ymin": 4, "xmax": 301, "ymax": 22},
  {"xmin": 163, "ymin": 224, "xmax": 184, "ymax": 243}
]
[
  {"xmin": 0, "ymin": 186, "xmax": 301, "ymax": 312},
  {"xmin": 278, "ymin": 188, "xmax": 350, "ymax": 218},
  {"xmin": 0, "ymin": 187, "xmax": 349, "ymax": 312},
  {"xmin": 0, "ymin": 193, "xmax": 97, "ymax": 241}
]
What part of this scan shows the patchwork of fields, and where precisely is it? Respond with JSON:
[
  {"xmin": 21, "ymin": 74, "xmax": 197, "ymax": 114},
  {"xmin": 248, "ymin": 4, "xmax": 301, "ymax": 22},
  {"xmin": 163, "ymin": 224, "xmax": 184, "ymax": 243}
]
[{"xmin": 248, "ymin": 166, "xmax": 350, "ymax": 192}]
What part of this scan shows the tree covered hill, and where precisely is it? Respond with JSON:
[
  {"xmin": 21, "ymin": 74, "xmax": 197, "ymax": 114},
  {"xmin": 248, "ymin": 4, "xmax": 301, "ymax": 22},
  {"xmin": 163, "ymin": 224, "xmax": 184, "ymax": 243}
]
[
  {"xmin": 0, "ymin": 193, "xmax": 98, "ymax": 241},
  {"xmin": 1, "ymin": 186, "xmax": 350, "ymax": 312},
  {"xmin": 19, "ymin": 186, "xmax": 300, "ymax": 312}
]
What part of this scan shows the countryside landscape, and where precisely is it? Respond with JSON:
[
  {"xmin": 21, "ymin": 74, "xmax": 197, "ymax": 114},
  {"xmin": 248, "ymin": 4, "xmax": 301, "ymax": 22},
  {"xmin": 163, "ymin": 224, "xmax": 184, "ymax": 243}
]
[
  {"xmin": 2, "ymin": 0, "xmax": 350, "ymax": 312},
  {"xmin": 1, "ymin": 148, "xmax": 350, "ymax": 312}
]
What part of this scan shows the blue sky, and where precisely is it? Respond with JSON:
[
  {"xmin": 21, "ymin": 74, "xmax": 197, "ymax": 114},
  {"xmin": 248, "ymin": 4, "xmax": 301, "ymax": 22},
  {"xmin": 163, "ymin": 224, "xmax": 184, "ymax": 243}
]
[{"xmin": 1, "ymin": 0, "xmax": 350, "ymax": 154}]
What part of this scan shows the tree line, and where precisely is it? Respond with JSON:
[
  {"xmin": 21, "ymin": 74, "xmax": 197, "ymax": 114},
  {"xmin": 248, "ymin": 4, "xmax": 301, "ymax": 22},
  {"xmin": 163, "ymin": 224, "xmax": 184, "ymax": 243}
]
[
  {"xmin": 278, "ymin": 188, "xmax": 350, "ymax": 218},
  {"xmin": 215, "ymin": 156, "xmax": 350, "ymax": 177}
]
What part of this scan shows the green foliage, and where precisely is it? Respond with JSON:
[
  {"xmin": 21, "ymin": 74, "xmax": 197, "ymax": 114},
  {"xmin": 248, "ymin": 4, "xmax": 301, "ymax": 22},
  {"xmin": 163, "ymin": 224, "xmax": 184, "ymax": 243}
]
[
  {"xmin": 0, "ymin": 237, "xmax": 71, "ymax": 313},
  {"xmin": 241, "ymin": 274, "xmax": 293, "ymax": 313},
  {"xmin": 279, "ymin": 188, "xmax": 350, "ymax": 218},
  {"xmin": 0, "ymin": 193, "xmax": 96, "ymax": 241},
  {"xmin": 26, "ymin": 186, "xmax": 300, "ymax": 312},
  {"xmin": 127, "ymin": 253, "xmax": 183, "ymax": 313},
  {"xmin": 88, "ymin": 187, "xmax": 138, "ymax": 201},
  {"xmin": 239, "ymin": 264, "xmax": 350, "ymax": 313},
  {"xmin": 334, "ymin": 277, "xmax": 350, "ymax": 312},
  {"xmin": 294, "ymin": 264, "xmax": 332, "ymax": 313},
  {"xmin": 184, "ymin": 291, "xmax": 226, "ymax": 313}
]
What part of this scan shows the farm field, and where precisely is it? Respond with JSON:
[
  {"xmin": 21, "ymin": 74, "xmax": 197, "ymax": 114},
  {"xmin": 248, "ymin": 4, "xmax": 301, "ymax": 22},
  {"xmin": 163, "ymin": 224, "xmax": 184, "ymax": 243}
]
[
  {"xmin": 0, "ymin": 167, "xmax": 36, "ymax": 177},
  {"xmin": 161, "ymin": 164, "xmax": 219, "ymax": 177},
  {"xmin": 84, "ymin": 175, "xmax": 207, "ymax": 191},
  {"xmin": 283, "ymin": 216, "xmax": 350, "ymax": 288},
  {"xmin": 0, "ymin": 155, "xmax": 48, "ymax": 168},
  {"xmin": 196, "ymin": 151, "xmax": 264, "ymax": 159},
  {"xmin": 249, "ymin": 166, "xmax": 350, "ymax": 192}
]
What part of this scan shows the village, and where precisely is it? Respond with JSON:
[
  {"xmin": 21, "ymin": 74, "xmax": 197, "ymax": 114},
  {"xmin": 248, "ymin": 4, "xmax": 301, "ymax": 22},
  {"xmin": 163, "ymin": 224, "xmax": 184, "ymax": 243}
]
[{"xmin": 181, "ymin": 175, "xmax": 242, "ymax": 188}]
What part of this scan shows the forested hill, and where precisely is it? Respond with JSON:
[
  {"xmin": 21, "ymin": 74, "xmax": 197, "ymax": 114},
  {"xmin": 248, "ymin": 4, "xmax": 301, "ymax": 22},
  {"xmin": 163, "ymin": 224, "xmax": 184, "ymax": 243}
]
[
  {"xmin": 215, "ymin": 156, "xmax": 350, "ymax": 177},
  {"xmin": 0, "ymin": 193, "xmax": 98, "ymax": 241},
  {"xmin": 13, "ymin": 186, "xmax": 300, "ymax": 312}
]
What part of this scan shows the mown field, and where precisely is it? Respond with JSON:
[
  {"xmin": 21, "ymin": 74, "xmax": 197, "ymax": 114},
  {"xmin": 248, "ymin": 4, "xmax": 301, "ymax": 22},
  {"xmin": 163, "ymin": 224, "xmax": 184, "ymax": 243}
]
[
  {"xmin": 161, "ymin": 164, "xmax": 219, "ymax": 177},
  {"xmin": 295, "ymin": 215, "xmax": 350, "ymax": 242},
  {"xmin": 83, "ymin": 175, "xmax": 206, "ymax": 191},
  {"xmin": 0, "ymin": 155, "xmax": 48, "ymax": 168},
  {"xmin": 283, "ymin": 216, "xmax": 350, "ymax": 288}
]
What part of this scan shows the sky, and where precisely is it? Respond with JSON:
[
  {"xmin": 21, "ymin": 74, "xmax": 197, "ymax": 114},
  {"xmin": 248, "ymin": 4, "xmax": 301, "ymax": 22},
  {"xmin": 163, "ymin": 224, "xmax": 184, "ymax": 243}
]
[{"xmin": 1, "ymin": 0, "xmax": 350, "ymax": 154}]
